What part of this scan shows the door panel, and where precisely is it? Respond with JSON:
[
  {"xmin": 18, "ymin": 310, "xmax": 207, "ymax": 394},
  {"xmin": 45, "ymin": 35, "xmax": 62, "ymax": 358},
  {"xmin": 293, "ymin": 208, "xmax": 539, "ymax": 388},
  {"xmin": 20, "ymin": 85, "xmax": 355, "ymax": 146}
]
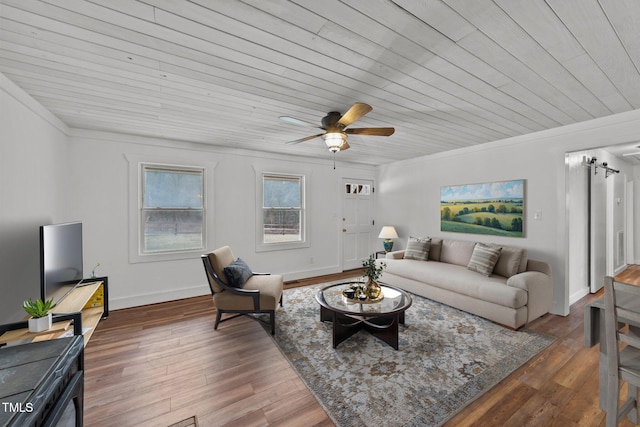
[
  {"xmin": 590, "ymin": 167, "xmax": 606, "ymax": 292},
  {"xmin": 342, "ymin": 179, "xmax": 374, "ymax": 270}
]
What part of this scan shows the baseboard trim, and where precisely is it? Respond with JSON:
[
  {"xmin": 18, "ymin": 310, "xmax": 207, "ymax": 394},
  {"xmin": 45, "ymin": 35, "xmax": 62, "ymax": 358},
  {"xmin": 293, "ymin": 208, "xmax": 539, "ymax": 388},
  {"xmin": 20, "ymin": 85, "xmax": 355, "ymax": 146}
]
[
  {"xmin": 282, "ymin": 265, "xmax": 342, "ymax": 282},
  {"xmin": 109, "ymin": 266, "xmax": 346, "ymax": 310},
  {"xmin": 570, "ymin": 287, "xmax": 590, "ymax": 306},
  {"xmin": 109, "ymin": 285, "xmax": 209, "ymax": 311}
]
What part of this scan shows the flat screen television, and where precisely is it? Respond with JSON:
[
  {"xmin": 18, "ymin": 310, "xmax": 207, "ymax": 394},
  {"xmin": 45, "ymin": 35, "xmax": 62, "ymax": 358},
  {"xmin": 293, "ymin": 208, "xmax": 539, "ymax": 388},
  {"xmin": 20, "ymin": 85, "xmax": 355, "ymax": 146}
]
[{"xmin": 40, "ymin": 222, "xmax": 84, "ymax": 304}]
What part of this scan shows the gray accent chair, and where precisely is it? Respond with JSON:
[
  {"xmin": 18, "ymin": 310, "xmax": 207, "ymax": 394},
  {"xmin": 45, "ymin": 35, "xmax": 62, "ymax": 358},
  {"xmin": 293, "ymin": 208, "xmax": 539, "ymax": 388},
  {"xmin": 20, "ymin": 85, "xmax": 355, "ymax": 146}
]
[
  {"xmin": 202, "ymin": 246, "xmax": 283, "ymax": 334},
  {"xmin": 603, "ymin": 276, "xmax": 640, "ymax": 426}
]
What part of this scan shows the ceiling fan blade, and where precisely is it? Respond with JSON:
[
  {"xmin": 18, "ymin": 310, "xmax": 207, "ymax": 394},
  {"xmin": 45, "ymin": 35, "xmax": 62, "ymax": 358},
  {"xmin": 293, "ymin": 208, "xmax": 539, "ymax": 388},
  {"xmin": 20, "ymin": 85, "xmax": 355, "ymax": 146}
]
[
  {"xmin": 345, "ymin": 127, "xmax": 395, "ymax": 136},
  {"xmin": 285, "ymin": 133, "xmax": 325, "ymax": 145},
  {"xmin": 279, "ymin": 116, "xmax": 322, "ymax": 129},
  {"xmin": 337, "ymin": 102, "xmax": 372, "ymax": 128},
  {"xmin": 339, "ymin": 140, "xmax": 350, "ymax": 151}
]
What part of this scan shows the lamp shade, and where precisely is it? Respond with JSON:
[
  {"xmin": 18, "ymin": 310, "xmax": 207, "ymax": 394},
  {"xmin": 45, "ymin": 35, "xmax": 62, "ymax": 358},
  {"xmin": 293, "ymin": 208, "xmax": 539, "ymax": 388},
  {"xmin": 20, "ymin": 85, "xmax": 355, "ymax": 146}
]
[{"xmin": 378, "ymin": 226, "xmax": 398, "ymax": 239}]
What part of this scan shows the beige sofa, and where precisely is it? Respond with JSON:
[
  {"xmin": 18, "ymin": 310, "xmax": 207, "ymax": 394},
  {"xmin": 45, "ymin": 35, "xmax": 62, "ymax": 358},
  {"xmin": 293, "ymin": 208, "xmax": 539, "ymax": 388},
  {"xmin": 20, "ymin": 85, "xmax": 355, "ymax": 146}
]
[{"xmin": 378, "ymin": 237, "xmax": 553, "ymax": 329}]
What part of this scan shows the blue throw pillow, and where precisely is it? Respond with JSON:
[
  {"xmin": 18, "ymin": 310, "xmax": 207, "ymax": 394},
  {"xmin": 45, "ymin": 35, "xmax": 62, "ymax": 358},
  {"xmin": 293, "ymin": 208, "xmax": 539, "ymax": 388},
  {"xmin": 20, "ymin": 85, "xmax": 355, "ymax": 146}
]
[{"xmin": 224, "ymin": 258, "xmax": 253, "ymax": 288}]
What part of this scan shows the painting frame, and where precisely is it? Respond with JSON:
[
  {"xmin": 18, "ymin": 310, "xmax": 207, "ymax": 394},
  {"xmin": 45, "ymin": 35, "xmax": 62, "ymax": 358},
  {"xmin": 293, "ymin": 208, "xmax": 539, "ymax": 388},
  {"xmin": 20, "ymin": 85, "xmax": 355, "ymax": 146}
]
[{"xmin": 440, "ymin": 179, "xmax": 525, "ymax": 238}]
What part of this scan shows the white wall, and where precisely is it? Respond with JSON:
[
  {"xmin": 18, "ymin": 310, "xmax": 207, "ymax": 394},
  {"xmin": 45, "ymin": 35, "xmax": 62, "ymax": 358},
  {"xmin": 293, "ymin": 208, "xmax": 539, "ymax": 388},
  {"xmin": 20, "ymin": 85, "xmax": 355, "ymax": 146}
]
[
  {"xmin": 376, "ymin": 110, "xmax": 640, "ymax": 316},
  {"xmin": 0, "ymin": 71, "xmax": 376, "ymax": 315},
  {"xmin": 0, "ymin": 74, "xmax": 70, "ymax": 323},
  {"xmin": 5, "ymin": 69, "xmax": 640, "ymax": 318},
  {"xmin": 65, "ymin": 130, "xmax": 376, "ymax": 310}
]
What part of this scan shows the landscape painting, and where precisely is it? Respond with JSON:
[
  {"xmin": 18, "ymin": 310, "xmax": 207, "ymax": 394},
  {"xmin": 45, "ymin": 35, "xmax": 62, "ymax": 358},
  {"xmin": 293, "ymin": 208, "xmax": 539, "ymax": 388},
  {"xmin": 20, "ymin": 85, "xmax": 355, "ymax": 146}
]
[{"xmin": 440, "ymin": 180, "xmax": 524, "ymax": 237}]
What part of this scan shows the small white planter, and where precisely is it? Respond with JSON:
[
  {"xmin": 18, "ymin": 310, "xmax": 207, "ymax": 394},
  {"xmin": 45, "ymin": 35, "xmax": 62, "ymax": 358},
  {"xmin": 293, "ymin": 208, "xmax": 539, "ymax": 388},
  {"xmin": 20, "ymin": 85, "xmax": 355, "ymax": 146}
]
[{"xmin": 28, "ymin": 314, "xmax": 52, "ymax": 333}]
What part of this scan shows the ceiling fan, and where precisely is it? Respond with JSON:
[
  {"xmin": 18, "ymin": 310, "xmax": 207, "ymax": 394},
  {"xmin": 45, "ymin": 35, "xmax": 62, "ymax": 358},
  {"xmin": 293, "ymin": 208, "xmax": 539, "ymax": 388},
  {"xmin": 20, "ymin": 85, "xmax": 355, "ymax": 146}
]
[{"xmin": 279, "ymin": 102, "xmax": 395, "ymax": 153}]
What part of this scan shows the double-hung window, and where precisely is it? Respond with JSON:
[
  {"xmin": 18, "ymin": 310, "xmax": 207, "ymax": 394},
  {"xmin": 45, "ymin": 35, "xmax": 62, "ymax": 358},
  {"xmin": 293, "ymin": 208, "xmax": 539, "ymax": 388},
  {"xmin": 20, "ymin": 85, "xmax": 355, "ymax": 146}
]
[
  {"xmin": 141, "ymin": 164, "xmax": 205, "ymax": 253},
  {"xmin": 261, "ymin": 174, "xmax": 305, "ymax": 247}
]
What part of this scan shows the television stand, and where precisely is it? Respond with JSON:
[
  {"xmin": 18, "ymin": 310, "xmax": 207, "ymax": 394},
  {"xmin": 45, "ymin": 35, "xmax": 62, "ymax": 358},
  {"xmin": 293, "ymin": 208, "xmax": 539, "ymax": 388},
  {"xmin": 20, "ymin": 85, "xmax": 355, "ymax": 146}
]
[{"xmin": 0, "ymin": 276, "xmax": 108, "ymax": 347}]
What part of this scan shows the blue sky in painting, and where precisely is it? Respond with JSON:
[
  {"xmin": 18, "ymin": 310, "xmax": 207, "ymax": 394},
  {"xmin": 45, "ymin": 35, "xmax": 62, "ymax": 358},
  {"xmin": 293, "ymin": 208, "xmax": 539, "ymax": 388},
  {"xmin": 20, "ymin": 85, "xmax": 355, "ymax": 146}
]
[{"xmin": 441, "ymin": 180, "xmax": 523, "ymax": 201}]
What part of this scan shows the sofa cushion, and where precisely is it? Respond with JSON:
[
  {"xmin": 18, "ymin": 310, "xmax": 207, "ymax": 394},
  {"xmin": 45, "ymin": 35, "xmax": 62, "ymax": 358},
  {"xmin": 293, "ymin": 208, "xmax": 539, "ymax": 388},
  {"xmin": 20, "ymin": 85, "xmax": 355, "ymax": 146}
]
[
  {"xmin": 490, "ymin": 245, "xmax": 526, "ymax": 278},
  {"xmin": 382, "ymin": 259, "xmax": 527, "ymax": 309},
  {"xmin": 467, "ymin": 243, "xmax": 502, "ymax": 276},
  {"xmin": 224, "ymin": 258, "xmax": 253, "ymax": 288},
  {"xmin": 440, "ymin": 239, "xmax": 476, "ymax": 266},
  {"xmin": 214, "ymin": 273, "xmax": 283, "ymax": 311},
  {"xmin": 404, "ymin": 236, "xmax": 431, "ymax": 261}
]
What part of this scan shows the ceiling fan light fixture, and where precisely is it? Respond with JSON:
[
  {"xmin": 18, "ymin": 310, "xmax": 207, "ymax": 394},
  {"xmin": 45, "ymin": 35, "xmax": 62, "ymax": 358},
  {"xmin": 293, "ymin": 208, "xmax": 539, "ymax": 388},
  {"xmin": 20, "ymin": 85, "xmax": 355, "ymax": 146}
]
[{"xmin": 323, "ymin": 132, "xmax": 346, "ymax": 153}]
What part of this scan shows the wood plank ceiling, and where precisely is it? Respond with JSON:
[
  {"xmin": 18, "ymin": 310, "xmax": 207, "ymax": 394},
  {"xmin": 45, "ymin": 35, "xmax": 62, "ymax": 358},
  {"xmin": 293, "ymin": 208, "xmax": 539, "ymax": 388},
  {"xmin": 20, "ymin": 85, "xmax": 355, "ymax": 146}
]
[{"xmin": 1, "ymin": 0, "xmax": 639, "ymax": 165}]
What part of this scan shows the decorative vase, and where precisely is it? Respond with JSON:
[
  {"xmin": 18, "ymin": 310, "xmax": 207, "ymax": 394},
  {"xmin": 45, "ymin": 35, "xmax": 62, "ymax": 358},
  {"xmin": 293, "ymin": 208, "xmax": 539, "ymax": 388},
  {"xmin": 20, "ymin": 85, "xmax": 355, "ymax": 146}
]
[
  {"xmin": 365, "ymin": 278, "xmax": 382, "ymax": 300},
  {"xmin": 28, "ymin": 314, "xmax": 52, "ymax": 333}
]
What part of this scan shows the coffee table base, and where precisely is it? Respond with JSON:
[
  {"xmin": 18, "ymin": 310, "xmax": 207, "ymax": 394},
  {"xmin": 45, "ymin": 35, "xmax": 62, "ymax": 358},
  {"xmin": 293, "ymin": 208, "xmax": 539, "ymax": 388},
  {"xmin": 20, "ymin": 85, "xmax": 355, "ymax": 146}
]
[{"xmin": 320, "ymin": 305, "xmax": 406, "ymax": 350}]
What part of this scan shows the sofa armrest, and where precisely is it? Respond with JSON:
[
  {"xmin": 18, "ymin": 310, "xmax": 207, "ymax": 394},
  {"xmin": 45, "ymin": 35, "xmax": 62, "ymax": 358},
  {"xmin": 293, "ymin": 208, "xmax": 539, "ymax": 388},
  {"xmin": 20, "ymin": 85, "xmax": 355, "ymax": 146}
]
[
  {"xmin": 526, "ymin": 258, "xmax": 552, "ymax": 276},
  {"xmin": 507, "ymin": 266, "xmax": 553, "ymax": 322},
  {"xmin": 385, "ymin": 250, "xmax": 405, "ymax": 260}
]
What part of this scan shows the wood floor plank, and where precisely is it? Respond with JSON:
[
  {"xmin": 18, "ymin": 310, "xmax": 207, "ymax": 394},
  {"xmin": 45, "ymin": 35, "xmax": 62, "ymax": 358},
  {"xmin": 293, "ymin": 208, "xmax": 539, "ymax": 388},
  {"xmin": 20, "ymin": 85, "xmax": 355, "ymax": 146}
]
[
  {"xmin": 502, "ymin": 380, "xmax": 574, "ymax": 426},
  {"xmin": 615, "ymin": 265, "xmax": 640, "ymax": 285},
  {"xmin": 83, "ymin": 266, "xmax": 640, "ymax": 426}
]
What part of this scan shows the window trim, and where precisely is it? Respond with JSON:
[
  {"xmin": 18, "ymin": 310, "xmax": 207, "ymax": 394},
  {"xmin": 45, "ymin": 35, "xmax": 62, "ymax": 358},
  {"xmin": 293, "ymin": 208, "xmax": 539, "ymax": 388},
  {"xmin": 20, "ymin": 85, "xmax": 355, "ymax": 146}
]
[
  {"xmin": 255, "ymin": 170, "xmax": 309, "ymax": 252},
  {"xmin": 127, "ymin": 154, "xmax": 216, "ymax": 263}
]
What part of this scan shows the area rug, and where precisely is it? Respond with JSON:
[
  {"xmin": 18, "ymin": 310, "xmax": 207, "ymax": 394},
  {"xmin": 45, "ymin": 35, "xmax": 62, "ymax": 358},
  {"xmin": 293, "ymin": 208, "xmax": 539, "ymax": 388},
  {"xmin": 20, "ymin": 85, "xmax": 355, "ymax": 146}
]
[{"xmin": 269, "ymin": 282, "xmax": 554, "ymax": 427}]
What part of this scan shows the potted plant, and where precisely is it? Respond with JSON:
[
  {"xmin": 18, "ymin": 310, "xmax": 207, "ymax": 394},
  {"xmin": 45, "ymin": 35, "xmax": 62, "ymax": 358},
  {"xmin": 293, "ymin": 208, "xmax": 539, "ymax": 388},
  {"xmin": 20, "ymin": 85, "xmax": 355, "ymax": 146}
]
[
  {"xmin": 362, "ymin": 255, "xmax": 386, "ymax": 300},
  {"xmin": 23, "ymin": 298, "xmax": 56, "ymax": 332},
  {"xmin": 91, "ymin": 262, "xmax": 101, "ymax": 279}
]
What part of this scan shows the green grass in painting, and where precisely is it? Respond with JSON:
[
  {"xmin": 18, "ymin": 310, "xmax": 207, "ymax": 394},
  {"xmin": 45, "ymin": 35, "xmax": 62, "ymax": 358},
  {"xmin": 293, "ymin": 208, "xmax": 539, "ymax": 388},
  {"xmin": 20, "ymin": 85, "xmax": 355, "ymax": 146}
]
[
  {"xmin": 441, "ymin": 221, "xmax": 520, "ymax": 237},
  {"xmin": 440, "ymin": 199, "xmax": 523, "ymax": 237},
  {"xmin": 457, "ymin": 212, "xmax": 520, "ymax": 229}
]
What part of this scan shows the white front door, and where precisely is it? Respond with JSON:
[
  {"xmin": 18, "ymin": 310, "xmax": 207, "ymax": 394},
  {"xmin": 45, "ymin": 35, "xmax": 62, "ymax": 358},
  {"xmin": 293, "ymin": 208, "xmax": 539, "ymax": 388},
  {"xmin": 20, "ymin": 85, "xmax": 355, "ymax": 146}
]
[{"xmin": 341, "ymin": 179, "xmax": 374, "ymax": 270}]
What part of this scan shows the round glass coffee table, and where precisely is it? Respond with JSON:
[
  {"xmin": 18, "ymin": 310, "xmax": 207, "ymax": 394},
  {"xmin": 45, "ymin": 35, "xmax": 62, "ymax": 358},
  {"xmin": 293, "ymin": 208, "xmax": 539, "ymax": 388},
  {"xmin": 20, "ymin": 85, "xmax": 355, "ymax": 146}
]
[{"xmin": 315, "ymin": 282, "xmax": 412, "ymax": 350}]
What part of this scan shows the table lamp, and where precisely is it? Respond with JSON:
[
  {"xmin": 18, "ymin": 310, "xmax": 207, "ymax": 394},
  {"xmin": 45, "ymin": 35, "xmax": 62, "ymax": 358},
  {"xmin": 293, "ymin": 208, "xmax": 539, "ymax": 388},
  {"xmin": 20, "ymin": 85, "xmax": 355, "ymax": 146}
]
[{"xmin": 378, "ymin": 226, "xmax": 398, "ymax": 252}]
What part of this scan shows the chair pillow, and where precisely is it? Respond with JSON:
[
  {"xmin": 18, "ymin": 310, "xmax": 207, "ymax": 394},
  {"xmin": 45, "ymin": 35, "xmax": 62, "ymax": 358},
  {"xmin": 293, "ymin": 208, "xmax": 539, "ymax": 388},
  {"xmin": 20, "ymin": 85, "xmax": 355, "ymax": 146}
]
[
  {"xmin": 404, "ymin": 236, "xmax": 431, "ymax": 261},
  {"xmin": 467, "ymin": 243, "xmax": 502, "ymax": 276},
  {"xmin": 224, "ymin": 258, "xmax": 253, "ymax": 288}
]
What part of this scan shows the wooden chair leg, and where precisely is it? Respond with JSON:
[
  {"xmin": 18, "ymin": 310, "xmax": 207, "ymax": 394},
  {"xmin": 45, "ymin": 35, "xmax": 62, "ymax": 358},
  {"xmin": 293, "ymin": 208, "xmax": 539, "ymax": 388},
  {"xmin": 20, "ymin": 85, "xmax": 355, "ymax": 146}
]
[
  {"xmin": 606, "ymin": 375, "xmax": 621, "ymax": 427},
  {"xmin": 214, "ymin": 310, "xmax": 222, "ymax": 330},
  {"xmin": 627, "ymin": 384, "xmax": 639, "ymax": 423},
  {"xmin": 270, "ymin": 311, "xmax": 275, "ymax": 335}
]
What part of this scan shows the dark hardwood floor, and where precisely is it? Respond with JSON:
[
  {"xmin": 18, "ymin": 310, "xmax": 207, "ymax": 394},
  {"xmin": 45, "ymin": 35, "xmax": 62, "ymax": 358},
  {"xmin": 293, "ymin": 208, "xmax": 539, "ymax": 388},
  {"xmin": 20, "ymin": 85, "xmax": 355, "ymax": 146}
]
[{"xmin": 83, "ymin": 266, "xmax": 640, "ymax": 426}]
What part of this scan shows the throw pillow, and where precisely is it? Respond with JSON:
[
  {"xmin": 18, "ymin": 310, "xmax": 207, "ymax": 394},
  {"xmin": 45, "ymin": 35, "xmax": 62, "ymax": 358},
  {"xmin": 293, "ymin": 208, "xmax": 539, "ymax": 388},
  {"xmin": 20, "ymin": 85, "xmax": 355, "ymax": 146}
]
[
  {"xmin": 467, "ymin": 243, "xmax": 502, "ymax": 276},
  {"xmin": 490, "ymin": 245, "xmax": 524, "ymax": 278},
  {"xmin": 224, "ymin": 258, "xmax": 253, "ymax": 288},
  {"xmin": 428, "ymin": 238, "xmax": 443, "ymax": 261},
  {"xmin": 404, "ymin": 236, "xmax": 431, "ymax": 261}
]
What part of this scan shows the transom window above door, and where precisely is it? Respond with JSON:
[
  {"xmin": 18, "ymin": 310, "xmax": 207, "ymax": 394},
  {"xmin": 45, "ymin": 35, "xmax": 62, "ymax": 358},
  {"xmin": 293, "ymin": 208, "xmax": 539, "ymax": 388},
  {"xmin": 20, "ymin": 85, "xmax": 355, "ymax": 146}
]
[{"xmin": 345, "ymin": 183, "xmax": 371, "ymax": 195}]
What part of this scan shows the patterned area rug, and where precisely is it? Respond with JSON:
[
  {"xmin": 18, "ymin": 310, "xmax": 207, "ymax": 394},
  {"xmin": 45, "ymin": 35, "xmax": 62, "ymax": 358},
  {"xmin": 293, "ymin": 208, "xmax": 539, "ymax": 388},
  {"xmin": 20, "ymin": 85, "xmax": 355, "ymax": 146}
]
[{"xmin": 270, "ymin": 283, "xmax": 554, "ymax": 427}]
